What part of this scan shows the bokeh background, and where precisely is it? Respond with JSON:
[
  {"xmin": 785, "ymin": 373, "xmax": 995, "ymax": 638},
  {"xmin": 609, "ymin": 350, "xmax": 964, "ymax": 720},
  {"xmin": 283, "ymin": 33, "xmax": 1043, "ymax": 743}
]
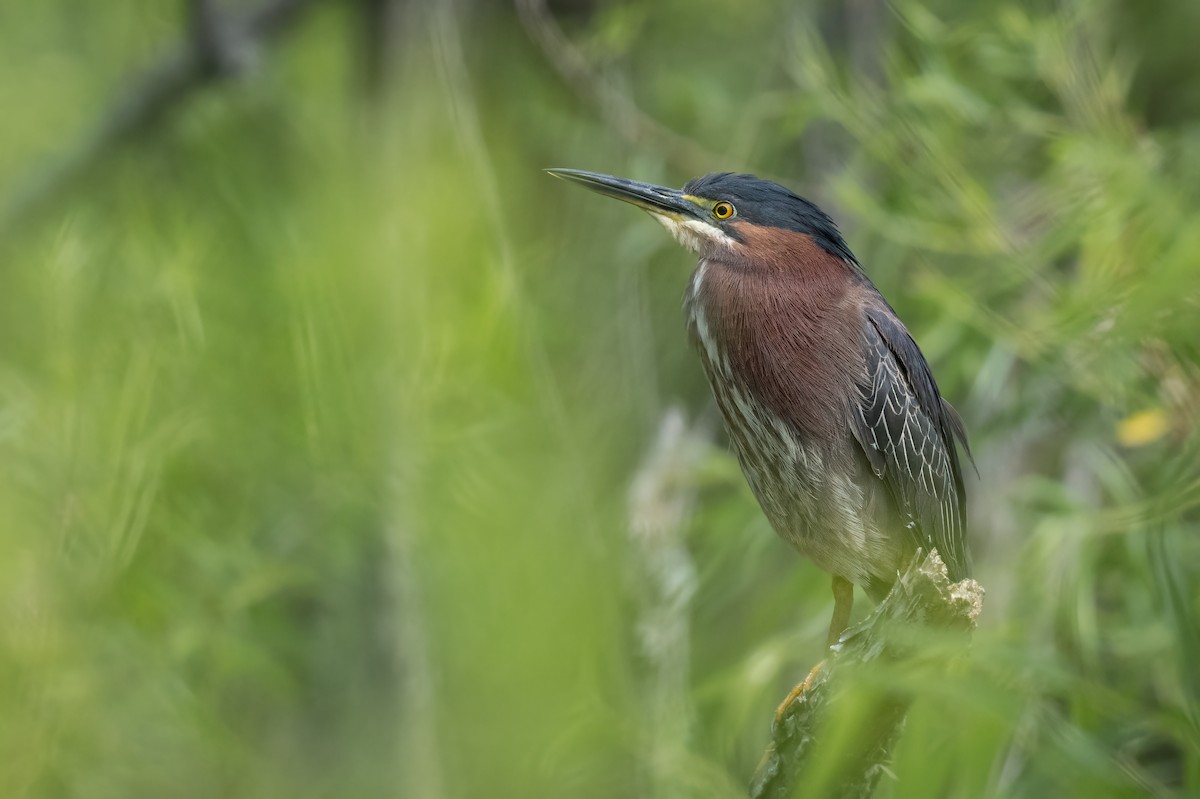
[{"xmin": 1, "ymin": 0, "xmax": 1198, "ymax": 796}]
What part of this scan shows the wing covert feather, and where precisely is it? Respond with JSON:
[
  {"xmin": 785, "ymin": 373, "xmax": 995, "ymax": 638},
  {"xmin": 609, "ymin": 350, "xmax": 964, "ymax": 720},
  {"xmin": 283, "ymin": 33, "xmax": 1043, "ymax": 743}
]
[{"xmin": 851, "ymin": 302, "xmax": 970, "ymax": 580}]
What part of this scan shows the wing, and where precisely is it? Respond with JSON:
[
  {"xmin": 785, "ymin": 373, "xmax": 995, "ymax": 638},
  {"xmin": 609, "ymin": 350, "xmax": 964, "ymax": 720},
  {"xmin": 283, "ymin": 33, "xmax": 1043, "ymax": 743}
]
[{"xmin": 850, "ymin": 299, "xmax": 972, "ymax": 580}]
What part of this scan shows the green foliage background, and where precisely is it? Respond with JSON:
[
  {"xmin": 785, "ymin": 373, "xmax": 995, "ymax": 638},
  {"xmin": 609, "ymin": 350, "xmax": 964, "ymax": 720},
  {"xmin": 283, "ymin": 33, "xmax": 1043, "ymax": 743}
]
[{"xmin": 0, "ymin": 0, "xmax": 1197, "ymax": 796}]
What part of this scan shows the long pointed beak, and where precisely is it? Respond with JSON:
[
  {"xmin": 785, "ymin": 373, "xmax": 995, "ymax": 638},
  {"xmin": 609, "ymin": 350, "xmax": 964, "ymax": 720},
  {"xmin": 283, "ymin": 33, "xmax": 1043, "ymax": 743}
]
[{"xmin": 545, "ymin": 168, "xmax": 704, "ymax": 220}]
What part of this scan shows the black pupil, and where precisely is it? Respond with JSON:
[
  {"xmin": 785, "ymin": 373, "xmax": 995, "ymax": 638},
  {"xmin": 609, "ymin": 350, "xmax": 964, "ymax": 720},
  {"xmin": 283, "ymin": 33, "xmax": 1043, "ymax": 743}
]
[{"xmin": 717, "ymin": 204, "xmax": 730, "ymax": 217}]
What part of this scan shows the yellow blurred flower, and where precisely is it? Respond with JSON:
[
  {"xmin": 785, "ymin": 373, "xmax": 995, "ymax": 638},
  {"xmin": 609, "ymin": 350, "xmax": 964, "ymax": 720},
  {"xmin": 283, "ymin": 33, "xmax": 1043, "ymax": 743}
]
[{"xmin": 1116, "ymin": 409, "xmax": 1169, "ymax": 447}]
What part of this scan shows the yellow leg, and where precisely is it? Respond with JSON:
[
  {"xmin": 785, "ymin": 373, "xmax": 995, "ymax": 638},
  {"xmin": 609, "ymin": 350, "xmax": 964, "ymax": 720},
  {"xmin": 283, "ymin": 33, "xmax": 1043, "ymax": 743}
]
[
  {"xmin": 774, "ymin": 576, "xmax": 855, "ymax": 722},
  {"xmin": 828, "ymin": 575, "xmax": 854, "ymax": 648}
]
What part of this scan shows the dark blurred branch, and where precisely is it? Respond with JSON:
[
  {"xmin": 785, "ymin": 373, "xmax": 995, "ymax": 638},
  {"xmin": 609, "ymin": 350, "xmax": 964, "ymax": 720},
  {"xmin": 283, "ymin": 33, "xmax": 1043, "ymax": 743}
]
[
  {"xmin": 0, "ymin": 0, "xmax": 321, "ymax": 241},
  {"xmin": 191, "ymin": 0, "xmax": 249, "ymax": 74},
  {"xmin": 751, "ymin": 551, "xmax": 985, "ymax": 799},
  {"xmin": 359, "ymin": 0, "xmax": 409, "ymax": 97},
  {"xmin": 514, "ymin": 0, "xmax": 719, "ymax": 174}
]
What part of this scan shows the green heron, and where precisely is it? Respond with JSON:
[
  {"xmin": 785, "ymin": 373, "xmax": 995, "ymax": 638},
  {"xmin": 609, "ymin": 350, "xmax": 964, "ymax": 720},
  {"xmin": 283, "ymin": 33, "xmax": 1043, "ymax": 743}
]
[{"xmin": 548, "ymin": 168, "xmax": 972, "ymax": 663}]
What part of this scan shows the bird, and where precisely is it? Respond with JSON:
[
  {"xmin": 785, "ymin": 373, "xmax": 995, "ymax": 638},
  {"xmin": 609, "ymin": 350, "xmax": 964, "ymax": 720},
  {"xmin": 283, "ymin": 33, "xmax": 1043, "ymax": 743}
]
[{"xmin": 547, "ymin": 168, "xmax": 972, "ymax": 688}]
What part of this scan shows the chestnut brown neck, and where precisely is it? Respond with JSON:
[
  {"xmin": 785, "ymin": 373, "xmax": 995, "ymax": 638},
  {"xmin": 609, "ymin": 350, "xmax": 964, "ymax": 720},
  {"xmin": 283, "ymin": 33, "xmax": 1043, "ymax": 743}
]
[{"xmin": 687, "ymin": 228, "xmax": 866, "ymax": 443}]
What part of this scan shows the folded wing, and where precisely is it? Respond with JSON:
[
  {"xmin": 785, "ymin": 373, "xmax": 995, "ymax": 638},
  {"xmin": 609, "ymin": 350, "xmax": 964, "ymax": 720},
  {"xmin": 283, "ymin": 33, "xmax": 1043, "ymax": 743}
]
[{"xmin": 851, "ymin": 299, "xmax": 972, "ymax": 580}]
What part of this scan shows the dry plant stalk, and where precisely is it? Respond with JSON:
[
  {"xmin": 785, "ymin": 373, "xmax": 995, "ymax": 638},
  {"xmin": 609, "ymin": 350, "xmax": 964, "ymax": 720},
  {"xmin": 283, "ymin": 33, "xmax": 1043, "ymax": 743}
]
[{"xmin": 628, "ymin": 408, "xmax": 710, "ymax": 796}]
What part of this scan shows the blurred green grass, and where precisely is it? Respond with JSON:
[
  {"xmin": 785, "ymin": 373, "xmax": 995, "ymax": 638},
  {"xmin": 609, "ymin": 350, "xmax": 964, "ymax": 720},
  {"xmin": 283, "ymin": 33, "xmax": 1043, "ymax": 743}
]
[{"xmin": 0, "ymin": 1, "xmax": 1197, "ymax": 797}]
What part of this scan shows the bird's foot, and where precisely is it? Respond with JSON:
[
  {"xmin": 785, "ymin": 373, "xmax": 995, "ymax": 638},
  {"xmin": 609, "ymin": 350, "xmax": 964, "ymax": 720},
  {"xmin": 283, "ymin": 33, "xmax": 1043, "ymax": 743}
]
[{"xmin": 773, "ymin": 659, "xmax": 825, "ymax": 725}]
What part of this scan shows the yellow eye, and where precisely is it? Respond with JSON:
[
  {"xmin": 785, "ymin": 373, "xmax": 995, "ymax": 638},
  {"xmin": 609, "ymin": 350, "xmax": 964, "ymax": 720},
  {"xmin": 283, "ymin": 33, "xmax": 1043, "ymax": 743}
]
[{"xmin": 713, "ymin": 201, "xmax": 735, "ymax": 220}]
